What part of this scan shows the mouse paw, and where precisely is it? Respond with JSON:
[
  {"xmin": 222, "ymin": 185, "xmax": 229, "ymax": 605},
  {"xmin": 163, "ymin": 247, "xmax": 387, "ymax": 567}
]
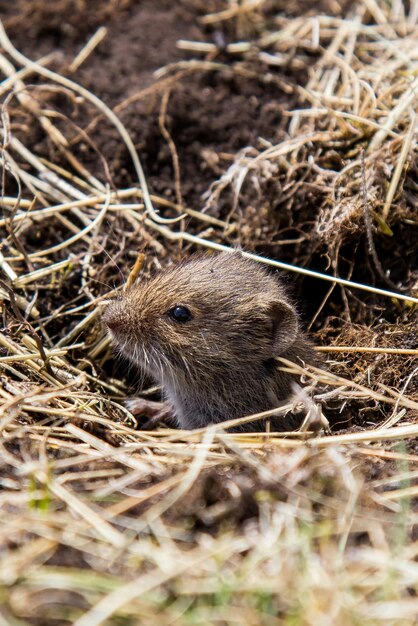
[
  {"xmin": 291, "ymin": 382, "xmax": 330, "ymax": 435},
  {"xmin": 124, "ymin": 398, "xmax": 176, "ymax": 429},
  {"xmin": 124, "ymin": 397, "xmax": 163, "ymax": 416},
  {"xmin": 299, "ymin": 403, "xmax": 330, "ymax": 434}
]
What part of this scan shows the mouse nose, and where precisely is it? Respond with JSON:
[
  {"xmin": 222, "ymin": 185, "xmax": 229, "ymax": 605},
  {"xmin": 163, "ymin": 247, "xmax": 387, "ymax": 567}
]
[
  {"xmin": 102, "ymin": 302, "xmax": 122, "ymax": 331},
  {"xmin": 105, "ymin": 315, "xmax": 120, "ymax": 331}
]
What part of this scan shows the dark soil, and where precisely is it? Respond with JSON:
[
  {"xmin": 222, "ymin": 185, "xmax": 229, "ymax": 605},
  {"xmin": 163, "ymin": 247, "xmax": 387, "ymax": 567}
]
[{"xmin": 2, "ymin": 1, "xmax": 287, "ymax": 193}]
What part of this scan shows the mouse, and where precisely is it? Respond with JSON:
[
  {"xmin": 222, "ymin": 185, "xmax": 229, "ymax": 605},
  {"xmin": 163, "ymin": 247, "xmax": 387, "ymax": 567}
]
[{"xmin": 103, "ymin": 251, "xmax": 320, "ymax": 431}]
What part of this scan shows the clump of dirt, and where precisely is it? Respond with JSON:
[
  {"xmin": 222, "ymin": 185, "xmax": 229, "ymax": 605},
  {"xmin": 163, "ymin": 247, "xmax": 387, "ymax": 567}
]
[{"xmin": 3, "ymin": 0, "xmax": 134, "ymax": 46}]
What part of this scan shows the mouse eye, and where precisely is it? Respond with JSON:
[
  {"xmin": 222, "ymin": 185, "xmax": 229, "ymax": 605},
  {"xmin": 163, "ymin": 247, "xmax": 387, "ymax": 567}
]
[{"xmin": 168, "ymin": 305, "xmax": 193, "ymax": 323}]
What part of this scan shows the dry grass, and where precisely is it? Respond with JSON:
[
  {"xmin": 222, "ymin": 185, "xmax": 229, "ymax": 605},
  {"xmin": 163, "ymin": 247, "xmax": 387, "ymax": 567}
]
[{"xmin": 0, "ymin": 1, "xmax": 417, "ymax": 624}]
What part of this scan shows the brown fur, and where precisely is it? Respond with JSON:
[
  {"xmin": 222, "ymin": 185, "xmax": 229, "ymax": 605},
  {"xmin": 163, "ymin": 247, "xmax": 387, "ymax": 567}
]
[{"xmin": 103, "ymin": 252, "xmax": 318, "ymax": 431}]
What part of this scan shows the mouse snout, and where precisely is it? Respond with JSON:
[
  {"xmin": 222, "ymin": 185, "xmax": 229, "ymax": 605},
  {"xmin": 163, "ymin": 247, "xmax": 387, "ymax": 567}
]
[{"xmin": 102, "ymin": 301, "xmax": 123, "ymax": 332}]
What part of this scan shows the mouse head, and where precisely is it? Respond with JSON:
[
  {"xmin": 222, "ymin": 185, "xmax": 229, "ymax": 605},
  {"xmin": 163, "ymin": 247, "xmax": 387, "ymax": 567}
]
[{"xmin": 103, "ymin": 253, "xmax": 299, "ymax": 384}]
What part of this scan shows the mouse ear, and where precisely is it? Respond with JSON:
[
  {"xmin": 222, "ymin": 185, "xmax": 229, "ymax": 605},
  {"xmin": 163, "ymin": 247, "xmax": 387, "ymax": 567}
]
[{"xmin": 270, "ymin": 301, "xmax": 299, "ymax": 355}]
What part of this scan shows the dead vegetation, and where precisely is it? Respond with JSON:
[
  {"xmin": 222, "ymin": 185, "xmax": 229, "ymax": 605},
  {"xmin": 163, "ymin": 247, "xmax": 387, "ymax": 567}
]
[{"xmin": 0, "ymin": 1, "xmax": 417, "ymax": 624}]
